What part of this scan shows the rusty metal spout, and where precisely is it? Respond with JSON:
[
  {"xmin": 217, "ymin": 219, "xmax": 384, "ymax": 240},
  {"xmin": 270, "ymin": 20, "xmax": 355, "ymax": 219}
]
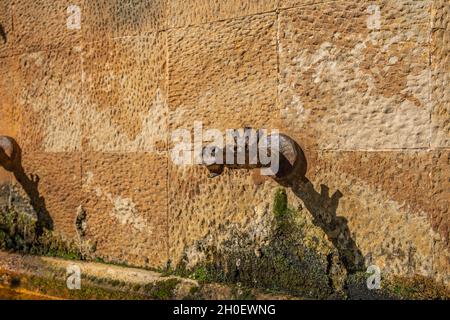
[
  {"xmin": 0, "ymin": 136, "xmax": 16, "ymax": 169},
  {"xmin": 203, "ymin": 130, "xmax": 306, "ymax": 181}
]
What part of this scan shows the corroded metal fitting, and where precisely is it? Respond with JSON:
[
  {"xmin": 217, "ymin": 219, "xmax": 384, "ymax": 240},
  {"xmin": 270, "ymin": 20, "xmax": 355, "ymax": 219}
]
[
  {"xmin": 203, "ymin": 131, "xmax": 306, "ymax": 181},
  {"xmin": 272, "ymin": 133, "xmax": 306, "ymax": 181},
  {"xmin": 0, "ymin": 136, "xmax": 16, "ymax": 167}
]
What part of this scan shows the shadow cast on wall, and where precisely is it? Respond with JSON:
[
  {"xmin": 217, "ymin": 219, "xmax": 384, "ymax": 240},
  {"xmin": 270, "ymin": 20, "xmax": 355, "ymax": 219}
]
[
  {"xmin": 1, "ymin": 133, "xmax": 364, "ymax": 274},
  {"xmin": 275, "ymin": 140, "xmax": 365, "ymax": 274},
  {"xmin": 0, "ymin": 137, "xmax": 53, "ymax": 237},
  {"xmin": 203, "ymin": 131, "xmax": 366, "ymax": 274},
  {"xmin": 0, "ymin": 23, "xmax": 6, "ymax": 44}
]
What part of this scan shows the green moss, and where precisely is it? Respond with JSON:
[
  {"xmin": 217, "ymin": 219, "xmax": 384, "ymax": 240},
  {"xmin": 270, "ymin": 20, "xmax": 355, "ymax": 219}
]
[
  {"xmin": 191, "ymin": 266, "xmax": 212, "ymax": 283},
  {"xmin": 0, "ymin": 270, "xmax": 148, "ymax": 300},
  {"xmin": 162, "ymin": 264, "xmax": 211, "ymax": 283},
  {"xmin": 145, "ymin": 279, "xmax": 180, "ymax": 300},
  {"xmin": 94, "ymin": 257, "xmax": 106, "ymax": 264},
  {"xmin": 273, "ymin": 188, "xmax": 288, "ymax": 221},
  {"xmin": 0, "ymin": 209, "xmax": 36, "ymax": 252},
  {"xmin": 132, "ymin": 283, "xmax": 142, "ymax": 292},
  {"xmin": 189, "ymin": 284, "xmax": 200, "ymax": 295},
  {"xmin": 109, "ymin": 279, "xmax": 122, "ymax": 287},
  {"xmin": 385, "ymin": 275, "xmax": 450, "ymax": 300},
  {"xmin": 232, "ymin": 285, "xmax": 256, "ymax": 300},
  {"xmin": 0, "ymin": 209, "xmax": 82, "ymax": 260},
  {"xmin": 346, "ymin": 272, "xmax": 450, "ymax": 300},
  {"xmin": 30, "ymin": 230, "xmax": 82, "ymax": 260},
  {"xmin": 165, "ymin": 188, "xmax": 342, "ymax": 299}
]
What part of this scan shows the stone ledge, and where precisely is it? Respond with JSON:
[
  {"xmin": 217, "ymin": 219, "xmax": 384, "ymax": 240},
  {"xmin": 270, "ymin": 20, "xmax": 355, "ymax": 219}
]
[
  {"xmin": 0, "ymin": 251, "xmax": 299, "ymax": 300},
  {"xmin": 0, "ymin": 251, "xmax": 197, "ymax": 300}
]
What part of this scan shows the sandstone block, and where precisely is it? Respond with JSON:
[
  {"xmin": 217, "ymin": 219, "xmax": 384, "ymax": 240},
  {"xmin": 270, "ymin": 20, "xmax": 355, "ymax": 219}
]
[
  {"xmin": 82, "ymin": 33, "xmax": 168, "ymax": 153},
  {"xmin": 0, "ymin": 56, "xmax": 17, "ymax": 185},
  {"xmin": 82, "ymin": 152, "xmax": 168, "ymax": 267},
  {"xmin": 303, "ymin": 150, "xmax": 437, "ymax": 278},
  {"xmin": 0, "ymin": 56, "xmax": 19, "ymax": 138},
  {"xmin": 168, "ymin": 163, "xmax": 278, "ymax": 264},
  {"xmin": 12, "ymin": 0, "xmax": 82, "ymax": 52},
  {"xmin": 16, "ymin": 47, "xmax": 82, "ymax": 152},
  {"xmin": 431, "ymin": 151, "xmax": 449, "ymax": 247},
  {"xmin": 0, "ymin": 0, "xmax": 14, "ymax": 57},
  {"xmin": 279, "ymin": 1, "xmax": 431, "ymax": 150},
  {"xmin": 432, "ymin": 0, "xmax": 449, "ymax": 30},
  {"xmin": 168, "ymin": 0, "xmax": 275, "ymax": 27},
  {"xmin": 431, "ymin": 28, "xmax": 449, "ymax": 148},
  {"xmin": 82, "ymin": 0, "xmax": 167, "ymax": 42},
  {"xmin": 11, "ymin": 152, "xmax": 82, "ymax": 239},
  {"xmin": 168, "ymin": 14, "xmax": 278, "ymax": 132}
]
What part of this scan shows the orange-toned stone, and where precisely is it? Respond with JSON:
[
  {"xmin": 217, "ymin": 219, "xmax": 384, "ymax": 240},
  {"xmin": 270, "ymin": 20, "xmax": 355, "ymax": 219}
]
[
  {"xmin": 168, "ymin": 0, "xmax": 276, "ymax": 27},
  {"xmin": 82, "ymin": 0, "xmax": 167, "ymax": 42},
  {"xmin": 11, "ymin": 152, "xmax": 82, "ymax": 239},
  {"xmin": 82, "ymin": 33, "xmax": 168, "ymax": 153},
  {"xmin": 431, "ymin": 151, "xmax": 449, "ymax": 246},
  {"xmin": 16, "ymin": 47, "xmax": 82, "ymax": 153},
  {"xmin": 168, "ymin": 14, "xmax": 278, "ymax": 132},
  {"xmin": 432, "ymin": 0, "xmax": 449, "ymax": 30},
  {"xmin": 0, "ymin": 56, "xmax": 18, "ymax": 138},
  {"xmin": 82, "ymin": 152, "xmax": 168, "ymax": 268},
  {"xmin": 0, "ymin": 56, "xmax": 18, "ymax": 184},
  {"xmin": 0, "ymin": 0, "xmax": 447, "ymax": 287},
  {"xmin": 12, "ymin": 0, "xmax": 82, "ymax": 52},
  {"xmin": 431, "ymin": 28, "xmax": 449, "ymax": 148},
  {"xmin": 299, "ymin": 150, "xmax": 436, "ymax": 278},
  {"xmin": 0, "ymin": 0, "xmax": 14, "ymax": 57},
  {"xmin": 279, "ymin": 1, "xmax": 431, "ymax": 150}
]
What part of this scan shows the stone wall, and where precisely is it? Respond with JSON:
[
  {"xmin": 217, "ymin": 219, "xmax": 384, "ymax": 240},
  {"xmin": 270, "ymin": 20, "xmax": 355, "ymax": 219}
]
[{"xmin": 0, "ymin": 0, "xmax": 448, "ymax": 290}]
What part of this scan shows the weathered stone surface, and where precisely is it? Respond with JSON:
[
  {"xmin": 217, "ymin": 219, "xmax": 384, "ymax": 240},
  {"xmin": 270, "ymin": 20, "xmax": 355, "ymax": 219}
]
[
  {"xmin": 431, "ymin": 151, "xmax": 449, "ymax": 247},
  {"xmin": 167, "ymin": 147, "xmax": 449, "ymax": 289},
  {"xmin": 0, "ymin": 57, "xmax": 18, "ymax": 185},
  {"xmin": 10, "ymin": 152, "xmax": 82, "ymax": 239},
  {"xmin": 432, "ymin": 0, "xmax": 449, "ymax": 30},
  {"xmin": 82, "ymin": 33, "xmax": 168, "ymax": 153},
  {"xmin": 431, "ymin": 28, "xmax": 449, "ymax": 148},
  {"xmin": 82, "ymin": 0, "xmax": 167, "ymax": 42},
  {"xmin": 433, "ymin": 239, "xmax": 450, "ymax": 285},
  {"xmin": 281, "ymin": 0, "xmax": 432, "ymax": 22},
  {"xmin": 12, "ymin": 0, "xmax": 82, "ymax": 52},
  {"xmin": 429, "ymin": 150, "xmax": 449, "ymax": 285},
  {"xmin": 82, "ymin": 153, "xmax": 168, "ymax": 268},
  {"xmin": 0, "ymin": 251, "xmax": 200, "ymax": 300},
  {"xmin": 0, "ymin": 169, "xmax": 11, "ymax": 187},
  {"xmin": 279, "ymin": 1, "xmax": 431, "ymax": 150},
  {"xmin": 169, "ymin": 14, "xmax": 278, "ymax": 131},
  {"xmin": 0, "ymin": 0, "xmax": 13, "ymax": 57},
  {"xmin": 168, "ymin": 0, "xmax": 276, "ymax": 27},
  {"xmin": 168, "ymin": 165, "xmax": 278, "ymax": 264},
  {"xmin": 308, "ymin": 151, "xmax": 433, "ymax": 216},
  {"xmin": 168, "ymin": 163, "xmax": 345, "ymax": 297},
  {"xmin": 280, "ymin": 0, "xmax": 328, "ymax": 9},
  {"xmin": 281, "ymin": 0, "xmax": 432, "ymax": 30},
  {"xmin": 0, "ymin": 0, "xmax": 448, "ymax": 293},
  {"xmin": 296, "ymin": 150, "xmax": 443, "ymax": 281},
  {"xmin": 16, "ymin": 47, "xmax": 82, "ymax": 153},
  {"xmin": 0, "ymin": 57, "xmax": 18, "ymax": 138}
]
